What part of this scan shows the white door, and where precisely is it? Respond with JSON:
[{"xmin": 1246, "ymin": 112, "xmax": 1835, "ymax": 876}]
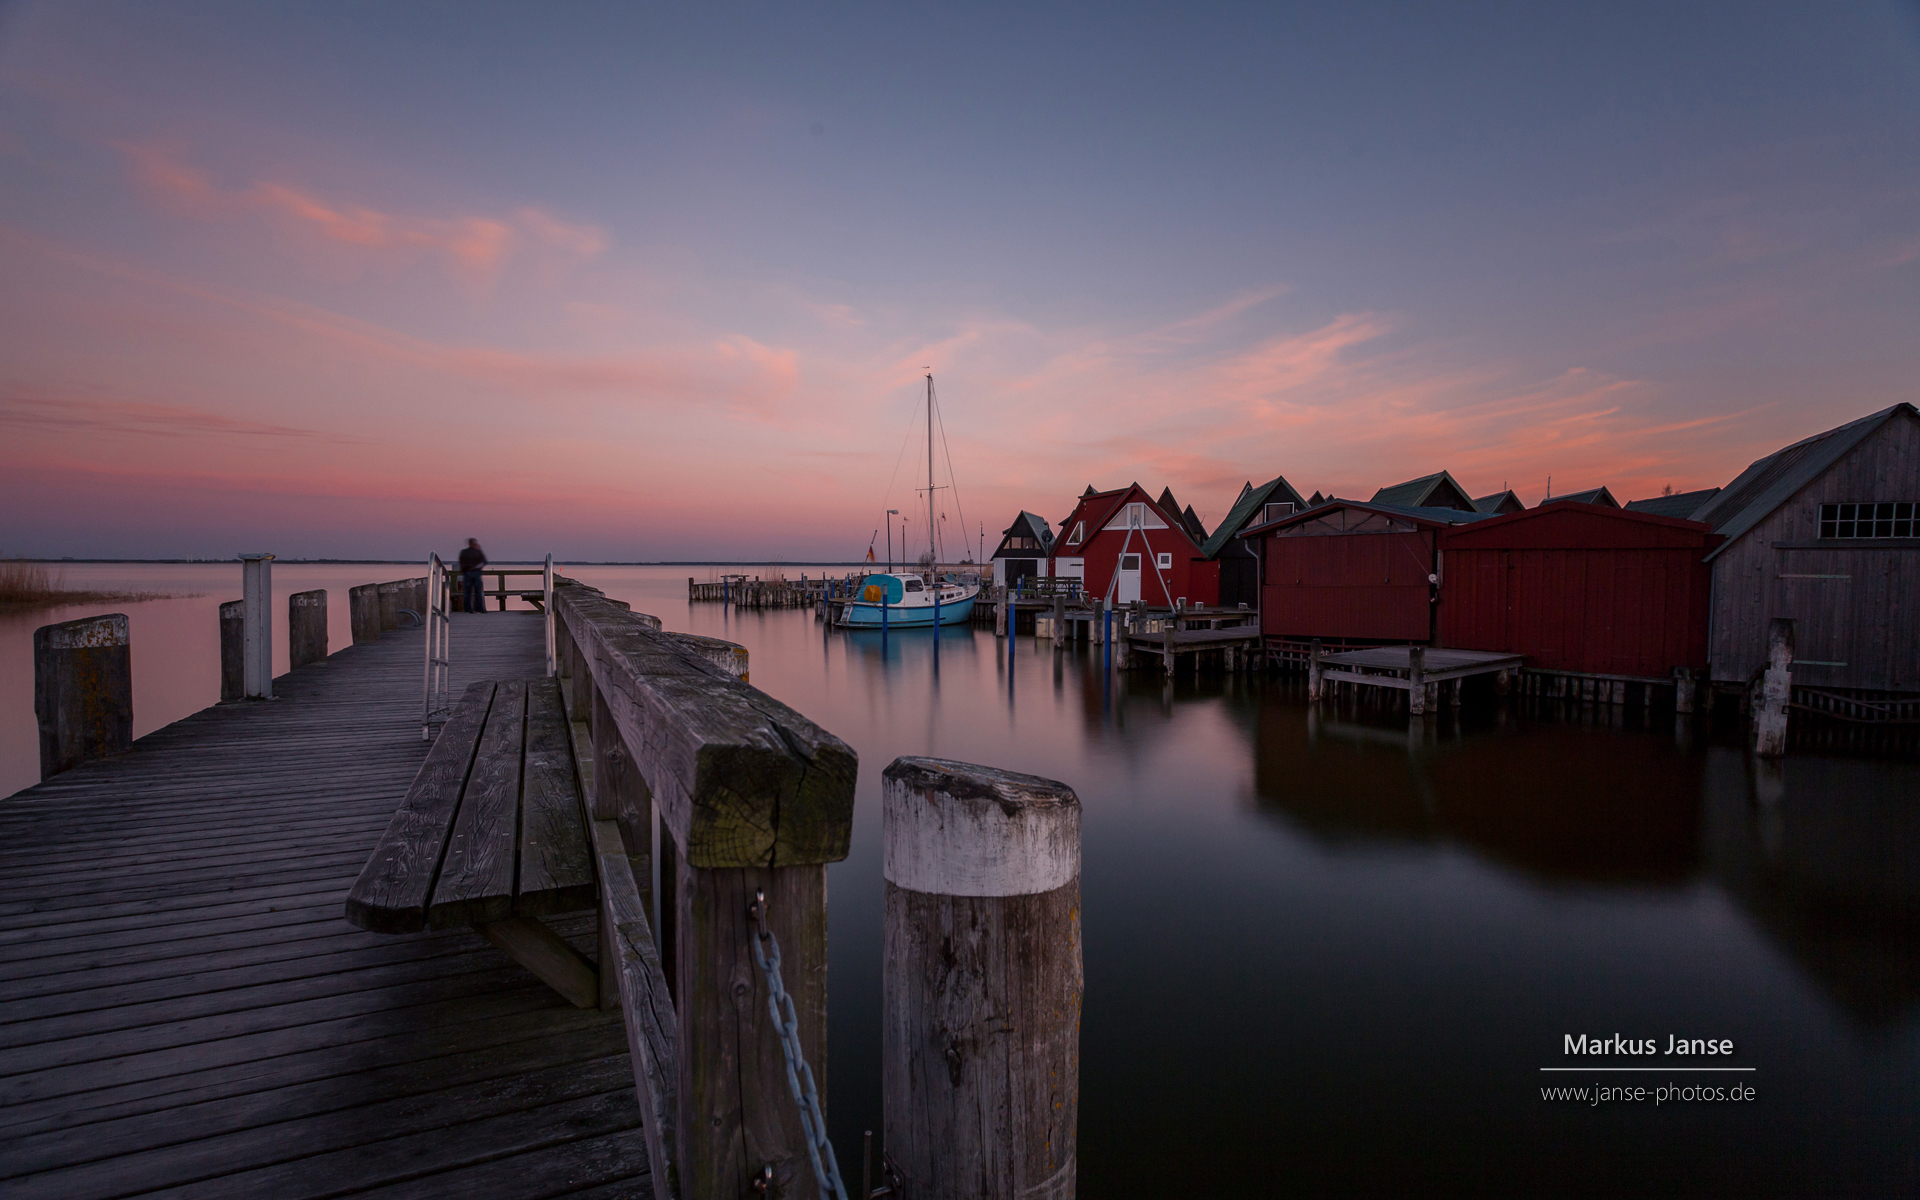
[{"xmin": 1117, "ymin": 553, "xmax": 1141, "ymax": 604}]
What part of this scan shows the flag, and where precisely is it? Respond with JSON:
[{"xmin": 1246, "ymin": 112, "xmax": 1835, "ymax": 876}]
[{"xmin": 866, "ymin": 545, "xmax": 875, "ymax": 562}]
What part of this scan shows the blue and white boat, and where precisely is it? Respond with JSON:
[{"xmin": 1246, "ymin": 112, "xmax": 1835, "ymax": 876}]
[{"xmin": 838, "ymin": 573, "xmax": 977, "ymax": 628}]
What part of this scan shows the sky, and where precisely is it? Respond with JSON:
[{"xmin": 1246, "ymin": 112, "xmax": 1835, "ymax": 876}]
[{"xmin": 1, "ymin": 1, "xmax": 1917, "ymax": 561}]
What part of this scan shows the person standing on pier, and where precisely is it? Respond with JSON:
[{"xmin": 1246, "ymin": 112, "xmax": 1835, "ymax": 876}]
[{"xmin": 458, "ymin": 538, "xmax": 487, "ymax": 613}]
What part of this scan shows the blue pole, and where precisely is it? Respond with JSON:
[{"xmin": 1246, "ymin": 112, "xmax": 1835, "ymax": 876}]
[
  {"xmin": 882, "ymin": 587, "xmax": 889, "ymax": 640},
  {"xmin": 1103, "ymin": 604, "xmax": 1112, "ymax": 672}
]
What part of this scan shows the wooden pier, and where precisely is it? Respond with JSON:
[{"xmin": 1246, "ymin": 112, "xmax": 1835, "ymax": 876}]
[
  {"xmin": 1310, "ymin": 645, "xmax": 1526, "ymax": 715},
  {"xmin": 0, "ymin": 614, "xmax": 658, "ymax": 1198}
]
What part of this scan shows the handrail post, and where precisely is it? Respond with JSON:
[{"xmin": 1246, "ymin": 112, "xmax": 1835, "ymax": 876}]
[
  {"xmin": 552, "ymin": 582, "xmax": 856, "ymax": 1197},
  {"xmin": 544, "ymin": 553, "xmax": 556, "ymax": 677}
]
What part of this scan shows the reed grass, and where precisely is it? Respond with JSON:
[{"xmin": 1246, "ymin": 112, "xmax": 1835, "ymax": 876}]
[{"xmin": 0, "ymin": 560, "xmax": 179, "ymax": 610}]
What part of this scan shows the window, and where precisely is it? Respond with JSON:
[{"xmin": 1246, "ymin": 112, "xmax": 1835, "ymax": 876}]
[
  {"xmin": 1120, "ymin": 554, "xmax": 1141, "ymax": 570},
  {"xmin": 1127, "ymin": 503, "xmax": 1145, "ymax": 528},
  {"xmin": 904, "ymin": 578, "xmax": 924, "ymax": 591},
  {"xmin": 1067, "ymin": 521, "xmax": 1084, "ymax": 545},
  {"xmin": 1156, "ymin": 552, "xmax": 1172, "ymax": 569},
  {"xmin": 1264, "ymin": 501, "xmax": 1295, "ymax": 524},
  {"xmin": 1821, "ymin": 502, "xmax": 1916, "ymax": 539}
]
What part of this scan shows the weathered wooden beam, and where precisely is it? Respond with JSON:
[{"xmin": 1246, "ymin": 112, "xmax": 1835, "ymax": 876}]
[
  {"xmin": 289, "ymin": 589, "xmax": 328, "ymax": 669},
  {"xmin": 33, "ymin": 614, "xmax": 133, "ymax": 781},
  {"xmin": 590, "ymin": 815, "xmax": 683, "ymax": 1200},
  {"xmin": 554, "ymin": 585, "xmax": 856, "ymax": 869},
  {"xmin": 475, "ymin": 916, "xmax": 598, "ymax": 1009},
  {"xmin": 882, "ymin": 757, "xmax": 1082, "ymax": 1200}
]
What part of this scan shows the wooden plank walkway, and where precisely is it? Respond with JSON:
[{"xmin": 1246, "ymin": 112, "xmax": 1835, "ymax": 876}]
[{"xmin": 0, "ymin": 613, "xmax": 653, "ymax": 1199}]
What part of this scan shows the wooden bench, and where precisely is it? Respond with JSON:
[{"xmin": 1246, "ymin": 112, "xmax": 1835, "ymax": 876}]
[{"xmin": 346, "ymin": 677, "xmax": 601, "ymax": 1007}]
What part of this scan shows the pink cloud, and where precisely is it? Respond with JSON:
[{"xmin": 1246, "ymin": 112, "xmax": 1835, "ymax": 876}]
[{"xmin": 115, "ymin": 143, "xmax": 606, "ymax": 277}]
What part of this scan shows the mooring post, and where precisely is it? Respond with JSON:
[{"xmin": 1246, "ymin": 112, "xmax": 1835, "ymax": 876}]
[
  {"xmin": 289, "ymin": 589, "xmax": 327, "ymax": 669},
  {"xmin": 240, "ymin": 554, "xmax": 274, "ymax": 700},
  {"xmin": 219, "ymin": 600, "xmax": 244, "ymax": 702},
  {"xmin": 1753, "ymin": 618, "xmax": 1794, "ymax": 758},
  {"xmin": 881, "ymin": 757, "xmax": 1082, "ymax": 1200},
  {"xmin": 1309, "ymin": 639, "xmax": 1324, "ymax": 700},
  {"xmin": 33, "ymin": 613, "xmax": 132, "ymax": 781},
  {"xmin": 1408, "ymin": 645, "xmax": 1427, "ymax": 716},
  {"xmin": 349, "ymin": 583, "xmax": 381, "ymax": 643}
]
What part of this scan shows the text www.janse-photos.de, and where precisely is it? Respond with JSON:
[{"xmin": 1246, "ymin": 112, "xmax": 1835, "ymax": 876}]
[{"xmin": 1541, "ymin": 1033, "xmax": 1756, "ymax": 1105}]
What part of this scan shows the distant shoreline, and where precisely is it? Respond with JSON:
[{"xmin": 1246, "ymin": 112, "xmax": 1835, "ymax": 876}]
[{"xmin": 10, "ymin": 559, "xmax": 893, "ymax": 567}]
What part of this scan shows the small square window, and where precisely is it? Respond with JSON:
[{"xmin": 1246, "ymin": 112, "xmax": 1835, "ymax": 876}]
[{"xmin": 1156, "ymin": 552, "xmax": 1172, "ymax": 569}]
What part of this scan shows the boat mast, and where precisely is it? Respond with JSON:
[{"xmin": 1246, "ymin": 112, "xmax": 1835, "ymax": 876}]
[{"xmin": 926, "ymin": 371, "xmax": 936, "ymax": 570}]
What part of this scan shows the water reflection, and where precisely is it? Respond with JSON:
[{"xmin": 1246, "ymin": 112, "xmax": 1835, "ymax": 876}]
[{"xmin": 5, "ymin": 565, "xmax": 1917, "ymax": 1195}]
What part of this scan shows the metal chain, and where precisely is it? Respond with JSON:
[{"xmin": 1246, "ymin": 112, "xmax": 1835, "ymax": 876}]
[{"xmin": 749, "ymin": 890, "xmax": 851, "ymax": 1200}]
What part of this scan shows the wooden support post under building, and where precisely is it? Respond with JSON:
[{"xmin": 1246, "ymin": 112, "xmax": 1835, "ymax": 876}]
[
  {"xmin": 1408, "ymin": 645, "xmax": 1427, "ymax": 715},
  {"xmin": 219, "ymin": 600, "xmax": 244, "ymax": 702},
  {"xmin": 289, "ymin": 589, "xmax": 327, "ymax": 668},
  {"xmin": 882, "ymin": 757, "xmax": 1082, "ymax": 1200},
  {"xmin": 1753, "ymin": 618, "xmax": 1794, "ymax": 758},
  {"xmin": 1673, "ymin": 667, "xmax": 1695, "ymax": 714},
  {"xmin": 1309, "ymin": 639, "xmax": 1324, "ymax": 700},
  {"xmin": 34, "ymin": 613, "xmax": 132, "ymax": 781}
]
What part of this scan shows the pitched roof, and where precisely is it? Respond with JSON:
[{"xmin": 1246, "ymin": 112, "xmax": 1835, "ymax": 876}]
[
  {"xmin": 1624, "ymin": 488, "xmax": 1720, "ymax": 519},
  {"xmin": 1307, "ymin": 491, "xmax": 1327, "ymax": 506},
  {"xmin": 1693, "ymin": 403, "xmax": 1920, "ymax": 560},
  {"xmin": 991, "ymin": 510, "xmax": 1054, "ymax": 557},
  {"xmin": 1238, "ymin": 497, "xmax": 1494, "ymax": 539},
  {"xmin": 1182, "ymin": 505, "xmax": 1208, "ymax": 541},
  {"xmin": 1473, "ymin": 490, "xmax": 1526, "ymax": 515},
  {"xmin": 1370, "ymin": 471, "xmax": 1477, "ymax": 512},
  {"xmin": 1200, "ymin": 474, "xmax": 1310, "ymax": 558},
  {"xmin": 1540, "ymin": 486, "xmax": 1619, "ymax": 508}
]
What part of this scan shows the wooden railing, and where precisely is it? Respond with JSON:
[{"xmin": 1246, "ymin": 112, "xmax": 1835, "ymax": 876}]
[{"xmin": 551, "ymin": 579, "xmax": 857, "ymax": 1198}]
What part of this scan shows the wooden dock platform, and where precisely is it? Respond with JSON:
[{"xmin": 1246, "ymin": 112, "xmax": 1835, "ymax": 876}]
[
  {"xmin": 1312, "ymin": 645, "xmax": 1526, "ymax": 714},
  {"xmin": 0, "ymin": 613, "xmax": 655, "ymax": 1199}
]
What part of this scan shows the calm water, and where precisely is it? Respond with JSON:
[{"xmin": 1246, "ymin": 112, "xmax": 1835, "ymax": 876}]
[{"xmin": 5, "ymin": 564, "xmax": 1918, "ymax": 1195}]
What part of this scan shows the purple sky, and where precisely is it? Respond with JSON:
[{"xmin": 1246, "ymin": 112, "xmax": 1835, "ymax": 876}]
[{"xmin": 2, "ymin": 2, "xmax": 1917, "ymax": 560}]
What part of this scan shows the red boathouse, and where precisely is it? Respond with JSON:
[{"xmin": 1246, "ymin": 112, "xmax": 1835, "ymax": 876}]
[
  {"xmin": 1437, "ymin": 504, "xmax": 1721, "ymax": 678},
  {"xmin": 1050, "ymin": 483, "xmax": 1218, "ymax": 608}
]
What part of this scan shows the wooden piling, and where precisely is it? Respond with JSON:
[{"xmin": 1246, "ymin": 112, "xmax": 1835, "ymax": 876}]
[
  {"xmin": 1408, "ymin": 645, "xmax": 1427, "ymax": 715},
  {"xmin": 1673, "ymin": 666, "xmax": 1695, "ymax": 715},
  {"xmin": 290, "ymin": 589, "xmax": 327, "ymax": 668},
  {"xmin": 219, "ymin": 600, "xmax": 244, "ymax": 702},
  {"xmin": 1753, "ymin": 617, "xmax": 1794, "ymax": 758},
  {"xmin": 33, "ymin": 613, "xmax": 132, "ymax": 781},
  {"xmin": 349, "ymin": 583, "xmax": 381, "ymax": 644},
  {"xmin": 1308, "ymin": 639, "xmax": 1324, "ymax": 700},
  {"xmin": 377, "ymin": 580, "xmax": 404, "ymax": 631},
  {"xmin": 881, "ymin": 757, "xmax": 1082, "ymax": 1200}
]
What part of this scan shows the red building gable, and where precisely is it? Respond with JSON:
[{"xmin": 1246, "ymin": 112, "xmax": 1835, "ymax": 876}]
[{"xmin": 1050, "ymin": 483, "xmax": 1219, "ymax": 608}]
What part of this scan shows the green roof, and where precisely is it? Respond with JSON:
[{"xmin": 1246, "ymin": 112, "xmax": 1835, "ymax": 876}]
[{"xmin": 1201, "ymin": 475, "xmax": 1307, "ymax": 558}]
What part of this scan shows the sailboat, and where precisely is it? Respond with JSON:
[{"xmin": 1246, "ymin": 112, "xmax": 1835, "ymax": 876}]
[{"xmin": 839, "ymin": 372, "xmax": 980, "ymax": 628}]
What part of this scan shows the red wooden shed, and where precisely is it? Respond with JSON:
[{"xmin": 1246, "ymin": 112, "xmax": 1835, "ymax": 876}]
[
  {"xmin": 1244, "ymin": 500, "xmax": 1489, "ymax": 643},
  {"xmin": 1438, "ymin": 504, "xmax": 1722, "ymax": 678}
]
